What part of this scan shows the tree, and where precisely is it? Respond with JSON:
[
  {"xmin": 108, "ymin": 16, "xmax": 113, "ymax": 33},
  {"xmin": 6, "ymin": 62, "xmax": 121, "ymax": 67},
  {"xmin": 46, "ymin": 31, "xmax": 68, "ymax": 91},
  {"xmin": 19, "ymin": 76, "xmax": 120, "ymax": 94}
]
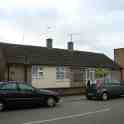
[{"xmin": 95, "ymin": 68, "xmax": 109, "ymax": 78}]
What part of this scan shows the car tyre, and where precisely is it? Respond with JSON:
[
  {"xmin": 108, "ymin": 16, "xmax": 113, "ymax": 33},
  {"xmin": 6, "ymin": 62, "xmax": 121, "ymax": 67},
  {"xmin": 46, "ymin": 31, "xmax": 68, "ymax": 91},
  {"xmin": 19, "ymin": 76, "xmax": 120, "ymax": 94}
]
[
  {"xmin": 0, "ymin": 101, "xmax": 5, "ymax": 112},
  {"xmin": 46, "ymin": 97, "xmax": 56, "ymax": 107},
  {"xmin": 101, "ymin": 92, "xmax": 109, "ymax": 101},
  {"xmin": 86, "ymin": 95, "xmax": 92, "ymax": 100}
]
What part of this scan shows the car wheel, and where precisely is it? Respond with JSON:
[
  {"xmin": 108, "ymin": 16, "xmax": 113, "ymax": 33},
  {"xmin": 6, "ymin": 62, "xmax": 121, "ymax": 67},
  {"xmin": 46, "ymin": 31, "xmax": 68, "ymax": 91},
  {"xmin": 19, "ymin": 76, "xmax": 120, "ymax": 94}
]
[
  {"xmin": 102, "ymin": 92, "xmax": 108, "ymax": 101},
  {"xmin": 0, "ymin": 101, "xmax": 5, "ymax": 112},
  {"xmin": 46, "ymin": 97, "xmax": 56, "ymax": 107},
  {"xmin": 86, "ymin": 95, "xmax": 92, "ymax": 100}
]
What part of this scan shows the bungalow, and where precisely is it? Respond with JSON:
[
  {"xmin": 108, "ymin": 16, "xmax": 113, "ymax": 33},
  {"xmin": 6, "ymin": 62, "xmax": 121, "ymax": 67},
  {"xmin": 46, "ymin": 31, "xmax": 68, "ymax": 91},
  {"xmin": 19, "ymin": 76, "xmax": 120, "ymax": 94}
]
[{"xmin": 0, "ymin": 39, "xmax": 121, "ymax": 95}]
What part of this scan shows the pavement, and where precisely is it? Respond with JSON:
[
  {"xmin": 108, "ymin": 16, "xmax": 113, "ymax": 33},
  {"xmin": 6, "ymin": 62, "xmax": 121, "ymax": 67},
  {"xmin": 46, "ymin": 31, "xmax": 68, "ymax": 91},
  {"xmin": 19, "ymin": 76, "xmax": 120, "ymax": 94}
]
[
  {"xmin": 0, "ymin": 95, "xmax": 124, "ymax": 124},
  {"xmin": 61, "ymin": 95, "xmax": 86, "ymax": 102}
]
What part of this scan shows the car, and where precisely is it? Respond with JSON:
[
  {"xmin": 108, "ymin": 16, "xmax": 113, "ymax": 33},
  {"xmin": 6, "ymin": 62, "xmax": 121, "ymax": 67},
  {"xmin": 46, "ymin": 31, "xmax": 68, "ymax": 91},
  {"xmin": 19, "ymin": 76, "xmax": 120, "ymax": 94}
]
[
  {"xmin": 0, "ymin": 81, "xmax": 60, "ymax": 111},
  {"xmin": 86, "ymin": 80, "xmax": 124, "ymax": 101}
]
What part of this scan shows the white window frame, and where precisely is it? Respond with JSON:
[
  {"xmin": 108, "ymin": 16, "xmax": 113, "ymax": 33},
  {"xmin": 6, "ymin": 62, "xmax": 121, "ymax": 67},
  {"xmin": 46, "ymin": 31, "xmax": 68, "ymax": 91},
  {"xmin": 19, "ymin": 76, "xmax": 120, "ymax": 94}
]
[
  {"xmin": 32, "ymin": 65, "xmax": 44, "ymax": 79},
  {"xmin": 85, "ymin": 68, "xmax": 95, "ymax": 81},
  {"xmin": 56, "ymin": 66, "xmax": 65, "ymax": 80},
  {"xmin": 89, "ymin": 71, "xmax": 95, "ymax": 81},
  {"xmin": 80, "ymin": 68, "xmax": 86, "ymax": 81}
]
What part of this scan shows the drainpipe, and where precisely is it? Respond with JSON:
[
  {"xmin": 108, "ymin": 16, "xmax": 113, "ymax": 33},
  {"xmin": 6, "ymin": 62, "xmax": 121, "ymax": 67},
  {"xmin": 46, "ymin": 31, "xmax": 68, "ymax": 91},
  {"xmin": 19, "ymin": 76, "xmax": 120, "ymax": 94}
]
[
  {"xmin": 121, "ymin": 68, "xmax": 123, "ymax": 80},
  {"xmin": 7, "ymin": 64, "xmax": 10, "ymax": 81},
  {"xmin": 24, "ymin": 56, "xmax": 28, "ymax": 82}
]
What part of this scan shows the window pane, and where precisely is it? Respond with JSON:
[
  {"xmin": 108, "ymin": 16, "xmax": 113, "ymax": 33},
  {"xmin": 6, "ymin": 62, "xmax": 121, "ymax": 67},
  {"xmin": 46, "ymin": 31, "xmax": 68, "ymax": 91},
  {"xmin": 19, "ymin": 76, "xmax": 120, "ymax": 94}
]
[
  {"xmin": 56, "ymin": 67, "xmax": 60, "ymax": 71},
  {"xmin": 32, "ymin": 65, "xmax": 37, "ymax": 74},
  {"xmin": 19, "ymin": 84, "xmax": 34, "ymax": 91},
  {"xmin": 87, "ymin": 70, "xmax": 90, "ymax": 80},
  {"xmin": 1, "ymin": 84, "xmax": 17, "ymax": 91},
  {"xmin": 56, "ymin": 66, "xmax": 64, "ymax": 80},
  {"xmin": 32, "ymin": 65, "xmax": 44, "ymax": 79},
  {"xmin": 39, "ymin": 66, "xmax": 43, "ymax": 71}
]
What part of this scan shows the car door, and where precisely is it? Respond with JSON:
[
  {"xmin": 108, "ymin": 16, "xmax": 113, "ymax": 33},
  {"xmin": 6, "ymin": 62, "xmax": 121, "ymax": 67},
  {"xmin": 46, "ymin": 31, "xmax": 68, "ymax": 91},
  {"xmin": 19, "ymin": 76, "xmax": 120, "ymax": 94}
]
[
  {"xmin": 120, "ymin": 81, "xmax": 124, "ymax": 95},
  {"xmin": 0, "ymin": 83, "xmax": 19, "ymax": 105},
  {"xmin": 112, "ymin": 84, "xmax": 121, "ymax": 96},
  {"xmin": 109, "ymin": 82, "xmax": 121, "ymax": 96},
  {"xmin": 17, "ymin": 83, "xmax": 42, "ymax": 105}
]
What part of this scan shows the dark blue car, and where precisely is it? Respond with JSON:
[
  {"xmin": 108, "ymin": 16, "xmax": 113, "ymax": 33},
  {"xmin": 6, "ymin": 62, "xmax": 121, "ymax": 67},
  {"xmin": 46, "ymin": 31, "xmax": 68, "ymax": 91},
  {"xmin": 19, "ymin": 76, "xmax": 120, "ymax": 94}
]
[{"xmin": 0, "ymin": 81, "xmax": 60, "ymax": 111}]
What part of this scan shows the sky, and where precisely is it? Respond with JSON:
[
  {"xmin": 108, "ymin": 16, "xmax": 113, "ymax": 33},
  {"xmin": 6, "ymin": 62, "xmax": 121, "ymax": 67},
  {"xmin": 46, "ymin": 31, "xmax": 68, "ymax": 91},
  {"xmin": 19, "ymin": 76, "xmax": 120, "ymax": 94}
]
[{"xmin": 0, "ymin": 0, "xmax": 124, "ymax": 59}]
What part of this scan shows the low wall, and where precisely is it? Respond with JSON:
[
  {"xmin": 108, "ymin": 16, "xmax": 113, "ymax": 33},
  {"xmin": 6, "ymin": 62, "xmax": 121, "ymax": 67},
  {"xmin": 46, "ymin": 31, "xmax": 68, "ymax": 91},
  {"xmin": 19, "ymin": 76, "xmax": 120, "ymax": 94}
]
[{"xmin": 43, "ymin": 87, "xmax": 86, "ymax": 96}]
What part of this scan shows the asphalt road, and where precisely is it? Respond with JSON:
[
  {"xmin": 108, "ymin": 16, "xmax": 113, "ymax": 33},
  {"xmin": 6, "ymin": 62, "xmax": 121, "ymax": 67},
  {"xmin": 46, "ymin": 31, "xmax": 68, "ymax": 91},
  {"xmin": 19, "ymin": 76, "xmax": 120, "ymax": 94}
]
[{"xmin": 1, "ymin": 96, "xmax": 124, "ymax": 124}]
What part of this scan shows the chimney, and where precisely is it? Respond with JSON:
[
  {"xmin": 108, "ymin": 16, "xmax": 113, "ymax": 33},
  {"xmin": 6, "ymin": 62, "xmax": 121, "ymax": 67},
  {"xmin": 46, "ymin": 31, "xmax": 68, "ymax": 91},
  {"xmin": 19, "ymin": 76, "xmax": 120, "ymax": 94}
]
[
  {"xmin": 46, "ymin": 38, "xmax": 53, "ymax": 48},
  {"xmin": 67, "ymin": 41, "xmax": 74, "ymax": 50}
]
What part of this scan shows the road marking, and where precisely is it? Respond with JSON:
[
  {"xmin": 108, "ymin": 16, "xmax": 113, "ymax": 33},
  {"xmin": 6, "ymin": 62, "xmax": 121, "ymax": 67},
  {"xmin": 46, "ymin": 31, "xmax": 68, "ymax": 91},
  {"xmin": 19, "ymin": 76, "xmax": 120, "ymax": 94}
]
[{"xmin": 23, "ymin": 108, "xmax": 110, "ymax": 124}]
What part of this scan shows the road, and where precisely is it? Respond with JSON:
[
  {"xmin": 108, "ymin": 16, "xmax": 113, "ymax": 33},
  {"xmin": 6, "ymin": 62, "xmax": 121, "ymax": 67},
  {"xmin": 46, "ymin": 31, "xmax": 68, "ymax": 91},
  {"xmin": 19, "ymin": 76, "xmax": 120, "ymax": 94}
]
[{"xmin": 0, "ymin": 96, "xmax": 124, "ymax": 124}]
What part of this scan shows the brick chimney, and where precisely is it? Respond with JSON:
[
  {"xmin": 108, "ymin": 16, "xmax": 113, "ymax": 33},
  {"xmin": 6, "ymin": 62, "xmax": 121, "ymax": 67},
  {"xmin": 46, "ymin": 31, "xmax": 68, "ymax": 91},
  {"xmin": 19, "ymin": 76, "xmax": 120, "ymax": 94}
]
[
  {"xmin": 46, "ymin": 38, "xmax": 53, "ymax": 48},
  {"xmin": 67, "ymin": 42, "xmax": 74, "ymax": 50}
]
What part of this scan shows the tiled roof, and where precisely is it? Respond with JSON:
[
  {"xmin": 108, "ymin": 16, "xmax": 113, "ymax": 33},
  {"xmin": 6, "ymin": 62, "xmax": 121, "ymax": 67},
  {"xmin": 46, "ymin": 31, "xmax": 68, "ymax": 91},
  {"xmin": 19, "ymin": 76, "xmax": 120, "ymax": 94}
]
[{"xmin": 0, "ymin": 42, "xmax": 120, "ymax": 70}]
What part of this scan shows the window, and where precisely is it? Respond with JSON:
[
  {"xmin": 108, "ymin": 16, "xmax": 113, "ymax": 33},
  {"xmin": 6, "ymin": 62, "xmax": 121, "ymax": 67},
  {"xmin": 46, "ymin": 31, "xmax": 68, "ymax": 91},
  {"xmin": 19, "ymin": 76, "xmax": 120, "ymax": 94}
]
[
  {"xmin": 86, "ymin": 69, "xmax": 95, "ymax": 81},
  {"xmin": 18, "ymin": 84, "xmax": 34, "ymax": 91},
  {"xmin": 56, "ymin": 66, "xmax": 64, "ymax": 80},
  {"xmin": 85, "ymin": 69, "xmax": 89, "ymax": 80},
  {"xmin": 79, "ymin": 68, "xmax": 85, "ymax": 81},
  {"xmin": 90, "ymin": 71, "xmax": 95, "ymax": 81},
  {"xmin": 32, "ymin": 65, "xmax": 44, "ymax": 79},
  {"xmin": 0, "ymin": 83, "xmax": 17, "ymax": 91}
]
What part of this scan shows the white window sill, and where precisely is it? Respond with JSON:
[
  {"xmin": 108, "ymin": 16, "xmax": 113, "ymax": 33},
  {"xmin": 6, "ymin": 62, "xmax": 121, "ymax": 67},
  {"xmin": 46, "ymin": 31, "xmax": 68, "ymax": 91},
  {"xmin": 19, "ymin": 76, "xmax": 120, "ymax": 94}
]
[{"xmin": 56, "ymin": 79, "xmax": 65, "ymax": 82}]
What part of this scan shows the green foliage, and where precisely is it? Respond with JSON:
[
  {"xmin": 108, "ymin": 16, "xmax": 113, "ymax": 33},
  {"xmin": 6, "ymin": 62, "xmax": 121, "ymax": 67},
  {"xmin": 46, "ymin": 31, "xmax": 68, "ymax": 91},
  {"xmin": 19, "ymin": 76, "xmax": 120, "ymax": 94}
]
[{"xmin": 95, "ymin": 68, "xmax": 109, "ymax": 78}]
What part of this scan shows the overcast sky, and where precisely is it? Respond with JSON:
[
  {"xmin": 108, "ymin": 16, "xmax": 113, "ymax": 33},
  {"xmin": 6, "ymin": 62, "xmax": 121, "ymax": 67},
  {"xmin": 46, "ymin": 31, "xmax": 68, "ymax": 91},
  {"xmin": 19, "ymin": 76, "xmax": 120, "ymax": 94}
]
[{"xmin": 0, "ymin": 0, "xmax": 124, "ymax": 59}]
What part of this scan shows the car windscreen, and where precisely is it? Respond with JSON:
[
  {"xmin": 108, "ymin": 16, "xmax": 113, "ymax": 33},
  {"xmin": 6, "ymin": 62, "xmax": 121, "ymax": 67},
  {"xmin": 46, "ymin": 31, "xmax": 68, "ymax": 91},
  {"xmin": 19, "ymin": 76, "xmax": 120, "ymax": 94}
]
[
  {"xmin": 90, "ymin": 81, "xmax": 96, "ymax": 87},
  {"xmin": 90, "ymin": 80, "xmax": 104, "ymax": 89}
]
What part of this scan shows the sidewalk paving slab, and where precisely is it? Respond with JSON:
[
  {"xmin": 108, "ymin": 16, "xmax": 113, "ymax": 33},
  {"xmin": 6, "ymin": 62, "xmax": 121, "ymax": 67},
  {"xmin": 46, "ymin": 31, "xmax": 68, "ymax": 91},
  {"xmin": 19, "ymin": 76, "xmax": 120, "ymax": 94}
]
[{"xmin": 61, "ymin": 95, "xmax": 86, "ymax": 102}]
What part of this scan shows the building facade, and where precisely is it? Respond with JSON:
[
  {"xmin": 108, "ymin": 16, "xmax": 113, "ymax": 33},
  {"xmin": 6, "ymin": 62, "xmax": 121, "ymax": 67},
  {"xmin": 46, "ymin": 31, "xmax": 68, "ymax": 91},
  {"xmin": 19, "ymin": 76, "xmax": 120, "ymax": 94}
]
[{"xmin": 0, "ymin": 40, "xmax": 121, "ymax": 95}]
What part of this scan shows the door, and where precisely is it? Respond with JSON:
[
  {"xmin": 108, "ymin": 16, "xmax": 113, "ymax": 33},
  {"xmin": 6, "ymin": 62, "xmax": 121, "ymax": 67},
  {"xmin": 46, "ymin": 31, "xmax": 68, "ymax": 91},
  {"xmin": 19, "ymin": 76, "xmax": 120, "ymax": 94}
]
[
  {"xmin": 111, "ymin": 80, "xmax": 122, "ymax": 96},
  {"xmin": 17, "ymin": 83, "xmax": 42, "ymax": 105},
  {"xmin": 111, "ymin": 84, "xmax": 121, "ymax": 96},
  {"xmin": 106, "ymin": 80, "xmax": 121, "ymax": 96},
  {"xmin": 0, "ymin": 83, "xmax": 19, "ymax": 105}
]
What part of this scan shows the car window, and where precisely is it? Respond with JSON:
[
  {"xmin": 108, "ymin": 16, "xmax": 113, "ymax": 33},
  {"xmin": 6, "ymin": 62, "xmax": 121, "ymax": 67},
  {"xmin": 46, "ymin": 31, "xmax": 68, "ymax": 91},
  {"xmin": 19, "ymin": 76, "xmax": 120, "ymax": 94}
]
[
  {"xmin": 18, "ymin": 84, "xmax": 34, "ymax": 92},
  {"xmin": 0, "ymin": 83, "xmax": 17, "ymax": 91},
  {"xmin": 112, "ymin": 80, "xmax": 120, "ymax": 84}
]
